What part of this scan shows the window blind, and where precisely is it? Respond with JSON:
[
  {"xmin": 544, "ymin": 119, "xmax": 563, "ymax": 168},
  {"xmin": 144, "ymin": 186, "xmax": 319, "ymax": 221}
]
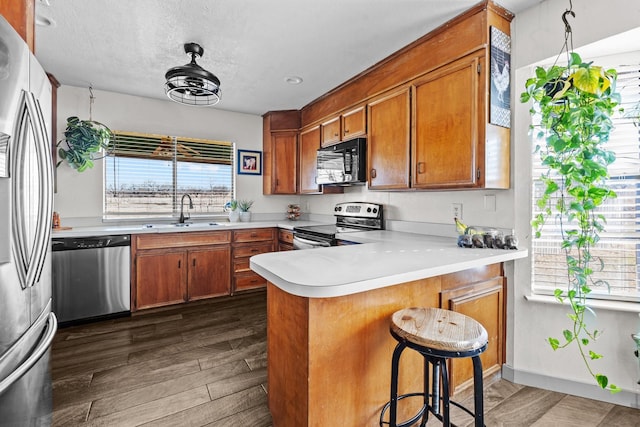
[
  {"xmin": 531, "ymin": 63, "xmax": 640, "ymax": 301},
  {"xmin": 104, "ymin": 131, "xmax": 234, "ymax": 219}
]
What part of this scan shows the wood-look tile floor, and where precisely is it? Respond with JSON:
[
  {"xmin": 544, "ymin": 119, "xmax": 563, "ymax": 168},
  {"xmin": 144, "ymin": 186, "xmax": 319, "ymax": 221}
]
[{"xmin": 51, "ymin": 290, "xmax": 640, "ymax": 427}]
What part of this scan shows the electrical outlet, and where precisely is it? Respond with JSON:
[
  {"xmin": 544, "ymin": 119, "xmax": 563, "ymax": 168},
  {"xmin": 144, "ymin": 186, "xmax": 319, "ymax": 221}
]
[{"xmin": 451, "ymin": 203, "xmax": 462, "ymax": 220}]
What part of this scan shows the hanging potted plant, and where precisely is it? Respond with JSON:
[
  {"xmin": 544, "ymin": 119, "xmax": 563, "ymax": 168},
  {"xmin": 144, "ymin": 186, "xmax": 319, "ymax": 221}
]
[
  {"xmin": 56, "ymin": 86, "xmax": 113, "ymax": 172},
  {"xmin": 520, "ymin": 39, "xmax": 622, "ymax": 391},
  {"xmin": 57, "ymin": 116, "xmax": 113, "ymax": 172}
]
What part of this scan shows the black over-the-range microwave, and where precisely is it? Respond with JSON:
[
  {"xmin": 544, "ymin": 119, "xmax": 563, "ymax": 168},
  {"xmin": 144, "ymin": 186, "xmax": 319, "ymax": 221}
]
[{"xmin": 316, "ymin": 137, "xmax": 366, "ymax": 185}]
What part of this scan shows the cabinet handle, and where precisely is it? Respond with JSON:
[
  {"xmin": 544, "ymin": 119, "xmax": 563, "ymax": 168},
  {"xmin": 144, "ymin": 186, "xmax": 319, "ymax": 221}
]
[
  {"xmin": 250, "ymin": 232, "xmax": 257, "ymax": 237},
  {"xmin": 344, "ymin": 129, "xmax": 350, "ymax": 134},
  {"xmin": 370, "ymin": 168, "xmax": 377, "ymax": 179},
  {"xmin": 192, "ymin": 258, "xmax": 196, "ymax": 267},
  {"xmin": 418, "ymin": 162, "xmax": 425, "ymax": 174},
  {"xmin": 251, "ymin": 249, "xmax": 259, "ymax": 253},
  {"xmin": 178, "ymin": 260, "xmax": 181, "ymax": 268},
  {"xmin": 334, "ymin": 132, "xmax": 339, "ymax": 137}
]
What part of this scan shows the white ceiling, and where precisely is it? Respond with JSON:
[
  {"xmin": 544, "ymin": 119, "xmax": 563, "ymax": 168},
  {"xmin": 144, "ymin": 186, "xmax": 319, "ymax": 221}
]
[{"xmin": 34, "ymin": 0, "xmax": 542, "ymax": 116}]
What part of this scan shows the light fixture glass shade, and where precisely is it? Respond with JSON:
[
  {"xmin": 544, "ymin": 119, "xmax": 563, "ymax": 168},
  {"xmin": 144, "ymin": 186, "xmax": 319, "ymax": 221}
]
[{"xmin": 165, "ymin": 43, "xmax": 221, "ymax": 107}]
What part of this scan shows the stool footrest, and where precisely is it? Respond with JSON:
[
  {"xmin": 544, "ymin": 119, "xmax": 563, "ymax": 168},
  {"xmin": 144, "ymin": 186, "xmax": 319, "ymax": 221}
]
[
  {"xmin": 379, "ymin": 393, "xmax": 484, "ymax": 427},
  {"xmin": 379, "ymin": 393, "xmax": 427, "ymax": 427}
]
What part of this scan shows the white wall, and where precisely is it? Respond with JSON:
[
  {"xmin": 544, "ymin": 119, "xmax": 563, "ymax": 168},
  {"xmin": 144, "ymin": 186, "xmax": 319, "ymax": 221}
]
[
  {"xmin": 509, "ymin": 0, "xmax": 640, "ymax": 405},
  {"xmin": 54, "ymin": 86, "xmax": 300, "ymax": 224}
]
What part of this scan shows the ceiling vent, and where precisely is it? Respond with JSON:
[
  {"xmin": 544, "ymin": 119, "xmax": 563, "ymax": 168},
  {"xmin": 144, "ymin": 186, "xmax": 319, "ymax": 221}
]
[{"xmin": 164, "ymin": 43, "xmax": 221, "ymax": 107}]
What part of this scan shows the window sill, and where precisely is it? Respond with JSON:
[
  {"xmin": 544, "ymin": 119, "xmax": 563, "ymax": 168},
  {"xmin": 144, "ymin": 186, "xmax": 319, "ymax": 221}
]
[{"xmin": 525, "ymin": 294, "xmax": 640, "ymax": 314}]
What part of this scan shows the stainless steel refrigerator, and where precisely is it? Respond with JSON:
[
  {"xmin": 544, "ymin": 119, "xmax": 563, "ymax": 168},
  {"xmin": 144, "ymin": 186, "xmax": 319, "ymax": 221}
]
[{"xmin": 0, "ymin": 15, "xmax": 58, "ymax": 426}]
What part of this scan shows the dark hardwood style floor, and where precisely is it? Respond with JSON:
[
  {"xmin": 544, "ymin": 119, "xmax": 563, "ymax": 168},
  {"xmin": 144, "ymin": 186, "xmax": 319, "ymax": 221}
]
[{"xmin": 51, "ymin": 290, "xmax": 640, "ymax": 426}]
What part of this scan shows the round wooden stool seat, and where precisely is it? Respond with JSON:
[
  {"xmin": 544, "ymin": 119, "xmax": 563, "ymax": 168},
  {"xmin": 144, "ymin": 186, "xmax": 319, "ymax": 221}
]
[{"xmin": 390, "ymin": 307, "xmax": 488, "ymax": 354}]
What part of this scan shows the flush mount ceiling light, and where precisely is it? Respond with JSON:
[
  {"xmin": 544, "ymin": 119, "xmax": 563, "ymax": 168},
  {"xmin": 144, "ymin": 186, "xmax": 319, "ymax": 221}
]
[
  {"xmin": 284, "ymin": 76, "xmax": 303, "ymax": 85},
  {"xmin": 165, "ymin": 42, "xmax": 221, "ymax": 107}
]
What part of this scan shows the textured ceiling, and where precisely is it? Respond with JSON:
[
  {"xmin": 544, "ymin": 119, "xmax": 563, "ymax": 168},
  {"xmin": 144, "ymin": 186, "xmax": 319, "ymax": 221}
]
[{"xmin": 34, "ymin": 0, "xmax": 542, "ymax": 115}]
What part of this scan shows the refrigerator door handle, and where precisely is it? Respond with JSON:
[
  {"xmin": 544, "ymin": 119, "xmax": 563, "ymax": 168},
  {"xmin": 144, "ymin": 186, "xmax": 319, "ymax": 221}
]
[
  {"xmin": 0, "ymin": 312, "xmax": 57, "ymax": 396},
  {"xmin": 11, "ymin": 90, "xmax": 53, "ymax": 289}
]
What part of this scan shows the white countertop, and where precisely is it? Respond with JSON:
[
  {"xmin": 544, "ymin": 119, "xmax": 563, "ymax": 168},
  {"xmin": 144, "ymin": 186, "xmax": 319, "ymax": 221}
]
[
  {"xmin": 51, "ymin": 220, "xmax": 322, "ymax": 238},
  {"xmin": 250, "ymin": 230, "xmax": 528, "ymax": 298}
]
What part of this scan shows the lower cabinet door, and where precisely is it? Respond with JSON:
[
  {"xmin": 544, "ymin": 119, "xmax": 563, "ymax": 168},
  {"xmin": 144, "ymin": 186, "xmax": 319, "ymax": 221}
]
[
  {"xmin": 136, "ymin": 251, "xmax": 187, "ymax": 310},
  {"xmin": 187, "ymin": 246, "xmax": 231, "ymax": 300},
  {"xmin": 441, "ymin": 277, "xmax": 504, "ymax": 395}
]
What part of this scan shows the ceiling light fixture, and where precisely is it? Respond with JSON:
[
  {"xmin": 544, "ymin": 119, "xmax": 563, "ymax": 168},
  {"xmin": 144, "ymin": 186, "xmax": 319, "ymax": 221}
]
[
  {"xmin": 165, "ymin": 42, "xmax": 221, "ymax": 107},
  {"xmin": 285, "ymin": 76, "xmax": 303, "ymax": 85}
]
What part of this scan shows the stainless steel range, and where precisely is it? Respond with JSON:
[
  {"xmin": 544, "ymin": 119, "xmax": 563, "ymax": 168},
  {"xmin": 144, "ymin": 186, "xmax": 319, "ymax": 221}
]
[{"xmin": 293, "ymin": 202, "xmax": 383, "ymax": 249}]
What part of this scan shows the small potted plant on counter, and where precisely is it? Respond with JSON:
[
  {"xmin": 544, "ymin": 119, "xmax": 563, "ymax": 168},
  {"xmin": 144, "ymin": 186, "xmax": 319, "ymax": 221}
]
[
  {"xmin": 238, "ymin": 199, "xmax": 254, "ymax": 222},
  {"xmin": 224, "ymin": 199, "xmax": 239, "ymax": 222}
]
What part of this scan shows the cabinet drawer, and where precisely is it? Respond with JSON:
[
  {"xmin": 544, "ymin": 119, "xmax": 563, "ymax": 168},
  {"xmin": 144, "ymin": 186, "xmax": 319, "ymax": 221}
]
[
  {"xmin": 278, "ymin": 229, "xmax": 294, "ymax": 244},
  {"xmin": 233, "ymin": 258, "xmax": 251, "ymax": 273},
  {"xmin": 233, "ymin": 242, "xmax": 274, "ymax": 258},
  {"xmin": 234, "ymin": 271, "xmax": 267, "ymax": 291},
  {"xmin": 233, "ymin": 228, "xmax": 275, "ymax": 243},
  {"xmin": 135, "ymin": 231, "xmax": 231, "ymax": 250}
]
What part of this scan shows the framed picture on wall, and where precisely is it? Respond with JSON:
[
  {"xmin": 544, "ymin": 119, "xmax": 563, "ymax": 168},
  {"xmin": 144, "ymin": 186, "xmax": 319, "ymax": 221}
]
[{"xmin": 237, "ymin": 149, "xmax": 262, "ymax": 175}]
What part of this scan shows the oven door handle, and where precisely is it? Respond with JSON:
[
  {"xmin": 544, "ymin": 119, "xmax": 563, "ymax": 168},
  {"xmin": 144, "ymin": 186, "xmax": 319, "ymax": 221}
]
[{"xmin": 293, "ymin": 236, "xmax": 332, "ymax": 249}]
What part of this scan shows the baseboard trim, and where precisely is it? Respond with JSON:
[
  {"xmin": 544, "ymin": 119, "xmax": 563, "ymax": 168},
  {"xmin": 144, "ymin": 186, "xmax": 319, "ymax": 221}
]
[{"xmin": 502, "ymin": 364, "xmax": 640, "ymax": 409}]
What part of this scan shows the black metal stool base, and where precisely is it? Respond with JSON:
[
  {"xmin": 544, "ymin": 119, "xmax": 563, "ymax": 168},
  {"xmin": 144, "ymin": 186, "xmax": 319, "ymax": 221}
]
[{"xmin": 380, "ymin": 330, "xmax": 487, "ymax": 427}]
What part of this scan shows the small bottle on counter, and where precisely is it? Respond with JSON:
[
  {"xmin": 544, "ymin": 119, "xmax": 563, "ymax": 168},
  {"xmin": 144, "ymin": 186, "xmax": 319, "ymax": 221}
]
[{"xmin": 52, "ymin": 212, "xmax": 60, "ymax": 229}]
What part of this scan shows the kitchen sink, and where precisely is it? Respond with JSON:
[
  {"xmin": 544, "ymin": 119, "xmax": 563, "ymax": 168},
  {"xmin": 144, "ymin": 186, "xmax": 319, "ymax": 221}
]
[{"xmin": 141, "ymin": 222, "xmax": 228, "ymax": 229}]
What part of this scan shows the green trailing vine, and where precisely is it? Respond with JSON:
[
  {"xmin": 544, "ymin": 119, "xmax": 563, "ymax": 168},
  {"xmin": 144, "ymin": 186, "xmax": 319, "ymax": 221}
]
[{"xmin": 521, "ymin": 51, "xmax": 622, "ymax": 393}]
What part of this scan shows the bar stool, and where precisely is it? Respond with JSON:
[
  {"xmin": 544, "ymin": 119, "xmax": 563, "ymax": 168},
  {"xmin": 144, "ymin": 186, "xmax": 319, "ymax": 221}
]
[{"xmin": 379, "ymin": 307, "xmax": 488, "ymax": 427}]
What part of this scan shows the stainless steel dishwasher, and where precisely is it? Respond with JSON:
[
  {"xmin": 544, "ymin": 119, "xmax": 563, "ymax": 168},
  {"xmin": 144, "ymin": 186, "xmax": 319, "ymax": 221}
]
[{"xmin": 52, "ymin": 235, "xmax": 131, "ymax": 325}]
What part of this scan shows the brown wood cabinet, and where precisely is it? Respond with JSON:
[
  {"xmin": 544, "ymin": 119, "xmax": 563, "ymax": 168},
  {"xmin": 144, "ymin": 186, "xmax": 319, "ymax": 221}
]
[
  {"xmin": 232, "ymin": 228, "xmax": 276, "ymax": 292},
  {"xmin": 272, "ymin": 1, "xmax": 513, "ymax": 193},
  {"xmin": 272, "ymin": 131, "xmax": 298, "ymax": 194},
  {"xmin": 132, "ymin": 231, "xmax": 231, "ymax": 310},
  {"xmin": 412, "ymin": 53, "xmax": 484, "ymax": 189},
  {"xmin": 0, "ymin": 0, "xmax": 35, "ymax": 52},
  {"xmin": 299, "ymin": 125, "xmax": 321, "ymax": 194},
  {"xmin": 278, "ymin": 229, "xmax": 294, "ymax": 251},
  {"xmin": 320, "ymin": 116, "xmax": 341, "ymax": 147},
  {"xmin": 320, "ymin": 106, "xmax": 366, "ymax": 147},
  {"xmin": 263, "ymin": 111, "xmax": 300, "ymax": 195},
  {"xmin": 367, "ymin": 88, "xmax": 411, "ymax": 190},
  {"xmin": 440, "ymin": 263, "xmax": 505, "ymax": 395}
]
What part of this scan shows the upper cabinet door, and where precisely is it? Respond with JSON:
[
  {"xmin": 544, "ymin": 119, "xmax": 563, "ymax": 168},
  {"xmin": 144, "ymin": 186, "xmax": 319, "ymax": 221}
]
[
  {"xmin": 367, "ymin": 88, "xmax": 411, "ymax": 190},
  {"xmin": 299, "ymin": 126, "xmax": 321, "ymax": 194},
  {"xmin": 341, "ymin": 106, "xmax": 366, "ymax": 140},
  {"xmin": 320, "ymin": 117, "xmax": 341, "ymax": 147},
  {"xmin": 412, "ymin": 55, "xmax": 480, "ymax": 189},
  {"xmin": 272, "ymin": 131, "xmax": 298, "ymax": 194}
]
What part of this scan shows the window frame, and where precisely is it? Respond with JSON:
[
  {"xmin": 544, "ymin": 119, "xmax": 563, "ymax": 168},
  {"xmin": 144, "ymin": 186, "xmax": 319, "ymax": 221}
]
[{"xmin": 103, "ymin": 131, "xmax": 235, "ymax": 220}]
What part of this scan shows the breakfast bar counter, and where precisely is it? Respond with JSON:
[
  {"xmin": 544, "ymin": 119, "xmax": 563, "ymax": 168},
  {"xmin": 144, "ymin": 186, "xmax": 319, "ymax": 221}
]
[{"xmin": 250, "ymin": 231, "xmax": 527, "ymax": 426}]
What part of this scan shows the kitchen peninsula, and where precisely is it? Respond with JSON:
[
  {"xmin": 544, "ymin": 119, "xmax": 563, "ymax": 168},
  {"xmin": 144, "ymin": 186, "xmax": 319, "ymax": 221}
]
[{"xmin": 250, "ymin": 231, "xmax": 526, "ymax": 426}]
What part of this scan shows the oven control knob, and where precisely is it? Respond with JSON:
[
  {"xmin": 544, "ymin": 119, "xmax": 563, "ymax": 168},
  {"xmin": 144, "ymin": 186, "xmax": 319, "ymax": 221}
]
[
  {"xmin": 373, "ymin": 208, "xmax": 378, "ymax": 214},
  {"xmin": 367, "ymin": 207, "xmax": 372, "ymax": 213}
]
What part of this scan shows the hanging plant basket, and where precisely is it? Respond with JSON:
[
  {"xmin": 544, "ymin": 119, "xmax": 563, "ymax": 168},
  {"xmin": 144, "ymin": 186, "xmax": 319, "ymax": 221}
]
[{"xmin": 57, "ymin": 116, "xmax": 113, "ymax": 172}]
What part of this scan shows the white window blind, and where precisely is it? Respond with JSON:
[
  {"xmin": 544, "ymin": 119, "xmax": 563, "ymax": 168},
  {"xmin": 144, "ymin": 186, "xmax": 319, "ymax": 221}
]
[
  {"xmin": 104, "ymin": 131, "xmax": 234, "ymax": 219},
  {"xmin": 531, "ymin": 62, "xmax": 640, "ymax": 301}
]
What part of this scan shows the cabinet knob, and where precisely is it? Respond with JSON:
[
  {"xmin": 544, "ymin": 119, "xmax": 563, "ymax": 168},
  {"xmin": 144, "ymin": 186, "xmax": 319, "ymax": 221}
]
[
  {"xmin": 334, "ymin": 132, "xmax": 339, "ymax": 137},
  {"xmin": 344, "ymin": 129, "xmax": 350, "ymax": 134},
  {"xmin": 418, "ymin": 162, "xmax": 425, "ymax": 174},
  {"xmin": 370, "ymin": 168, "xmax": 377, "ymax": 179}
]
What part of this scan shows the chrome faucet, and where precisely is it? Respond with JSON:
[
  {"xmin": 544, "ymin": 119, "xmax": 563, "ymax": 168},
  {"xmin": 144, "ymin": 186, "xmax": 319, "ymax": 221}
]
[{"xmin": 179, "ymin": 193, "xmax": 193, "ymax": 223}]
